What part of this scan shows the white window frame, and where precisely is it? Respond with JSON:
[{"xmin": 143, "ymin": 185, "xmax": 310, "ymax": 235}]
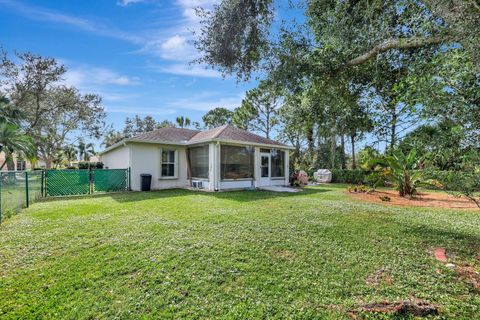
[{"xmin": 160, "ymin": 148, "xmax": 178, "ymax": 179}]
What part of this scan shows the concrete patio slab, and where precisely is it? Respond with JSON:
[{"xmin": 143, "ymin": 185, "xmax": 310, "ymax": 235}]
[{"xmin": 259, "ymin": 186, "xmax": 301, "ymax": 193}]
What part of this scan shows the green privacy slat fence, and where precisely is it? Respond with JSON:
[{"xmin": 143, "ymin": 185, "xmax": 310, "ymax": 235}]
[
  {"xmin": 0, "ymin": 168, "xmax": 130, "ymax": 224},
  {"xmin": 46, "ymin": 168, "xmax": 130, "ymax": 196},
  {"xmin": 93, "ymin": 169, "xmax": 128, "ymax": 193},
  {"xmin": 46, "ymin": 170, "xmax": 91, "ymax": 196},
  {"xmin": 0, "ymin": 171, "xmax": 44, "ymax": 223}
]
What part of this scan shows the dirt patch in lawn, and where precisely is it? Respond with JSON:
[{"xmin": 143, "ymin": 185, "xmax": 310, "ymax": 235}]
[
  {"xmin": 348, "ymin": 189, "xmax": 478, "ymax": 210},
  {"xmin": 456, "ymin": 264, "xmax": 480, "ymax": 291},
  {"xmin": 366, "ymin": 268, "xmax": 393, "ymax": 286},
  {"xmin": 348, "ymin": 300, "xmax": 440, "ymax": 318}
]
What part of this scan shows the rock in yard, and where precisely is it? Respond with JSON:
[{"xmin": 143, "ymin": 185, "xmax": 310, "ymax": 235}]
[{"xmin": 313, "ymin": 169, "xmax": 332, "ymax": 183}]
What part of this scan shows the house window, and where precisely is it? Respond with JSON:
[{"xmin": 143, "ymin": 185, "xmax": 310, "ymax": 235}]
[
  {"xmin": 161, "ymin": 149, "xmax": 177, "ymax": 178},
  {"xmin": 16, "ymin": 160, "xmax": 26, "ymax": 171},
  {"xmin": 188, "ymin": 145, "xmax": 209, "ymax": 179},
  {"xmin": 221, "ymin": 145, "xmax": 254, "ymax": 180},
  {"xmin": 271, "ymin": 149, "xmax": 285, "ymax": 178}
]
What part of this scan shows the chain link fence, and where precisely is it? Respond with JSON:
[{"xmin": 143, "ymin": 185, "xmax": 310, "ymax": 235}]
[
  {"xmin": 0, "ymin": 168, "xmax": 130, "ymax": 223},
  {"xmin": 0, "ymin": 171, "xmax": 44, "ymax": 222}
]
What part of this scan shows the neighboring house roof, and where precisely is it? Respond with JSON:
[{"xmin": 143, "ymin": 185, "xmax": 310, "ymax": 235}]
[{"xmin": 100, "ymin": 125, "xmax": 293, "ymax": 155}]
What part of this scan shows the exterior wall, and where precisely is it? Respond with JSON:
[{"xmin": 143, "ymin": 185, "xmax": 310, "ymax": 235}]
[
  {"xmin": 101, "ymin": 145, "xmax": 131, "ymax": 170},
  {"xmin": 129, "ymin": 143, "xmax": 189, "ymax": 191},
  {"xmin": 219, "ymin": 180, "xmax": 255, "ymax": 190},
  {"xmin": 0, "ymin": 152, "xmax": 47, "ymax": 171},
  {"xmin": 214, "ymin": 144, "xmax": 290, "ymax": 191},
  {"xmin": 101, "ymin": 141, "xmax": 291, "ymax": 192}
]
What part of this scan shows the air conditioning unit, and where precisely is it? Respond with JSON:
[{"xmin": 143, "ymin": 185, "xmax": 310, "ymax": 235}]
[{"xmin": 192, "ymin": 180, "xmax": 204, "ymax": 189}]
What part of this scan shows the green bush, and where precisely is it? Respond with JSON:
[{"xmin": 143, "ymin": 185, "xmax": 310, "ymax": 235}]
[
  {"xmin": 423, "ymin": 170, "xmax": 470, "ymax": 187},
  {"xmin": 326, "ymin": 169, "xmax": 476, "ymax": 193},
  {"xmin": 78, "ymin": 162, "xmax": 104, "ymax": 169},
  {"xmin": 434, "ymin": 171, "xmax": 480, "ymax": 207},
  {"xmin": 331, "ymin": 169, "xmax": 370, "ymax": 184}
]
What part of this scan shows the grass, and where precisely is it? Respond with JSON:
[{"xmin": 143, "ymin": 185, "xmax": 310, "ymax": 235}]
[{"xmin": 0, "ymin": 185, "xmax": 479, "ymax": 319}]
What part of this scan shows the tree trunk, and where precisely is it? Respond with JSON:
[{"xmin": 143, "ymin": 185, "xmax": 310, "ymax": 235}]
[
  {"xmin": 6, "ymin": 158, "xmax": 15, "ymax": 171},
  {"xmin": 330, "ymin": 132, "xmax": 336, "ymax": 169},
  {"xmin": 306, "ymin": 125, "xmax": 314, "ymax": 154},
  {"xmin": 45, "ymin": 158, "xmax": 52, "ymax": 169},
  {"xmin": 340, "ymin": 134, "xmax": 346, "ymax": 169},
  {"xmin": 351, "ymin": 134, "xmax": 356, "ymax": 169},
  {"xmin": 389, "ymin": 107, "xmax": 397, "ymax": 152}
]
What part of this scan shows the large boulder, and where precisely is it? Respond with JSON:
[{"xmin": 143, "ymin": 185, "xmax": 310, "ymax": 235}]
[{"xmin": 314, "ymin": 169, "xmax": 332, "ymax": 183}]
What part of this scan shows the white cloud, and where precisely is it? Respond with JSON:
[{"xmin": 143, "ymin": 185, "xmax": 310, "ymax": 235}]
[
  {"xmin": 161, "ymin": 35, "xmax": 187, "ymax": 51},
  {"xmin": 106, "ymin": 106, "xmax": 177, "ymax": 116},
  {"xmin": 158, "ymin": 64, "xmax": 220, "ymax": 78},
  {"xmin": 0, "ymin": 0, "xmax": 142, "ymax": 43},
  {"xmin": 65, "ymin": 66, "xmax": 140, "ymax": 88},
  {"xmin": 156, "ymin": 35, "xmax": 196, "ymax": 60},
  {"xmin": 166, "ymin": 93, "xmax": 243, "ymax": 111},
  {"xmin": 117, "ymin": 0, "xmax": 145, "ymax": 6},
  {"xmin": 2, "ymin": 0, "xmax": 229, "ymax": 79}
]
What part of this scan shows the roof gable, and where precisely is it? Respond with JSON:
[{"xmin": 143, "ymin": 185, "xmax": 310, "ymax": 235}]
[{"xmin": 189, "ymin": 125, "xmax": 286, "ymax": 147}]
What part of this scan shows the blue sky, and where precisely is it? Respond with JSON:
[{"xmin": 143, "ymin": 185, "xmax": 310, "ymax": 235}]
[{"xmin": 0, "ymin": 0, "xmax": 257, "ymax": 132}]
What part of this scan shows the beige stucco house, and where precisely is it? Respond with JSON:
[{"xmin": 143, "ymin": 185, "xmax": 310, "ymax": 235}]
[
  {"xmin": 0, "ymin": 152, "xmax": 46, "ymax": 171},
  {"xmin": 99, "ymin": 125, "xmax": 294, "ymax": 191}
]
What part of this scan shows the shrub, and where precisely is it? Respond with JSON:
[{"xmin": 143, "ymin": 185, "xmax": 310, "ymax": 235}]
[
  {"xmin": 78, "ymin": 162, "xmax": 104, "ymax": 169},
  {"xmin": 347, "ymin": 185, "xmax": 370, "ymax": 193},
  {"xmin": 379, "ymin": 196, "xmax": 391, "ymax": 202},
  {"xmin": 331, "ymin": 169, "xmax": 369, "ymax": 184},
  {"xmin": 434, "ymin": 171, "xmax": 480, "ymax": 208}
]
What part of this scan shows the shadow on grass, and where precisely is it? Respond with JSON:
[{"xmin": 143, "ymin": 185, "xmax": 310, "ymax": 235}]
[
  {"xmin": 400, "ymin": 221, "xmax": 480, "ymax": 258},
  {"xmin": 37, "ymin": 186, "xmax": 334, "ymax": 204}
]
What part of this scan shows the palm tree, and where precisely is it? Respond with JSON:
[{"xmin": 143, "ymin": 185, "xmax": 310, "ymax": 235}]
[
  {"xmin": 176, "ymin": 116, "xmax": 191, "ymax": 128},
  {"xmin": 63, "ymin": 145, "xmax": 77, "ymax": 166},
  {"xmin": 77, "ymin": 140, "xmax": 95, "ymax": 161},
  {"xmin": 0, "ymin": 122, "xmax": 34, "ymax": 170}
]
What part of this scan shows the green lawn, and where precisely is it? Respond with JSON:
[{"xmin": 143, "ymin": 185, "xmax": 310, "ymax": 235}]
[{"xmin": 1, "ymin": 185, "xmax": 479, "ymax": 319}]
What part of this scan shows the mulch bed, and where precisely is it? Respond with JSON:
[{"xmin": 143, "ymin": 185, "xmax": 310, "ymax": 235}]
[{"xmin": 348, "ymin": 189, "xmax": 478, "ymax": 210}]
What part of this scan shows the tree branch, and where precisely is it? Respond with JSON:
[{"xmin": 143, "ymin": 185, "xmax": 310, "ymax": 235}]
[{"xmin": 343, "ymin": 36, "xmax": 449, "ymax": 68}]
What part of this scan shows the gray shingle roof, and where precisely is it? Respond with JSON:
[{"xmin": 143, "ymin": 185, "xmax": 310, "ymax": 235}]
[
  {"xmin": 131, "ymin": 127, "xmax": 200, "ymax": 143},
  {"xmin": 102, "ymin": 125, "xmax": 291, "ymax": 154},
  {"xmin": 189, "ymin": 125, "xmax": 287, "ymax": 147}
]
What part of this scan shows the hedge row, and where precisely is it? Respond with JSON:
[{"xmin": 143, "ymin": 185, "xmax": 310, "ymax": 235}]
[
  {"xmin": 329, "ymin": 169, "xmax": 478, "ymax": 191},
  {"xmin": 331, "ymin": 169, "xmax": 371, "ymax": 184}
]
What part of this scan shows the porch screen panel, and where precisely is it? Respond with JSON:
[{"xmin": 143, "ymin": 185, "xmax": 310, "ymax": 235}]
[
  {"xmin": 221, "ymin": 145, "xmax": 254, "ymax": 179},
  {"xmin": 271, "ymin": 149, "xmax": 285, "ymax": 178},
  {"xmin": 189, "ymin": 145, "xmax": 209, "ymax": 179}
]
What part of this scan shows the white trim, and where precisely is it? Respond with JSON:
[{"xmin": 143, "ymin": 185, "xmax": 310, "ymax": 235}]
[
  {"xmin": 160, "ymin": 148, "xmax": 178, "ymax": 179},
  {"xmin": 100, "ymin": 136, "xmax": 295, "ymax": 156}
]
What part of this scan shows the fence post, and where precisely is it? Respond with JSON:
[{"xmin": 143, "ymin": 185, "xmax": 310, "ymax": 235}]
[
  {"xmin": 89, "ymin": 168, "xmax": 93, "ymax": 194},
  {"xmin": 128, "ymin": 167, "xmax": 131, "ymax": 191},
  {"xmin": 44, "ymin": 170, "xmax": 48, "ymax": 197},
  {"xmin": 41, "ymin": 170, "xmax": 44, "ymax": 197},
  {"xmin": 25, "ymin": 171, "xmax": 29, "ymax": 208}
]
